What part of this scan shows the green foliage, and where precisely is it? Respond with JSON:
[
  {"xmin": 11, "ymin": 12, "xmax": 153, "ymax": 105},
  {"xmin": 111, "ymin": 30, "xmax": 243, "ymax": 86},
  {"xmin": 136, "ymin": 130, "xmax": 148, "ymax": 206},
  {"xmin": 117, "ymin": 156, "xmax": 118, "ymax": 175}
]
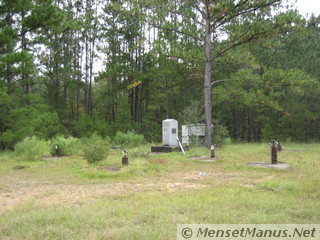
[
  {"xmin": 0, "ymin": 88, "xmax": 10, "ymax": 106},
  {"xmin": 261, "ymin": 124, "xmax": 278, "ymax": 142},
  {"xmin": 73, "ymin": 115, "xmax": 94, "ymax": 138},
  {"xmin": 83, "ymin": 143, "xmax": 108, "ymax": 164},
  {"xmin": 179, "ymin": 100, "xmax": 204, "ymax": 125},
  {"xmin": 140, "ymin": 118, "xmax": 161, "ymax": 143},
  {"xmin": 213, "ymin": 120, "xmax": 229, "ymax": 147},
  {"xmin": 80, "ymin": 133, "xmax": 111, "ymax": 147},
  {"xmin": 50, "ymin": 136, "xmax": 79, "ymax": 156},
  {"xmin": 82, "ymin": 134, "xmax": 110, "ymax": 164},
  {"xmin": 0, "ymin": 100, "xmax": 66, "ymax": 148},
  {"xmin": 1, "ymin": 0, "xmax": 320, "ymax": 148},
  {"xmin": 225, "ymin": 137, "xmax": 233, "ymax": 144},
  {"xmin": 113, "ymin": 131, "xmax": 145, "ymax": 147},
  {"xmin": 94, "ymin": 120, "xmax": 112, "ymax": 138},
  {"xmin": 14, "ymin": 136, "xmax": 50, "ymax": 161},
  {"xmin": 0, "ymin": 130, "xmax": 18, "ymax": 150}
]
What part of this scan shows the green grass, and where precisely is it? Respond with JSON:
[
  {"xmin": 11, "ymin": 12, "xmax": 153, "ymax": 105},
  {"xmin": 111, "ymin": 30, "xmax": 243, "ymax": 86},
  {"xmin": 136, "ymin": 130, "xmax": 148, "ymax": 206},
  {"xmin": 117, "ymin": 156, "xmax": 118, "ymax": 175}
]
[{"xmin": 0, "ymin": 143, "xmax": 319, "ymax": 239}]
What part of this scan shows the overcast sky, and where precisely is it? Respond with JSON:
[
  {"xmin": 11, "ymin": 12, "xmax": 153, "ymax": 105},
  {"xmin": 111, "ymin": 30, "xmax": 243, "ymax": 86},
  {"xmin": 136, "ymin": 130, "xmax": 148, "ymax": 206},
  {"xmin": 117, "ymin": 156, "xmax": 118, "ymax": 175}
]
[{"xmin": 293, "ymin": 0, "xmax": 320, "ymax": 17}]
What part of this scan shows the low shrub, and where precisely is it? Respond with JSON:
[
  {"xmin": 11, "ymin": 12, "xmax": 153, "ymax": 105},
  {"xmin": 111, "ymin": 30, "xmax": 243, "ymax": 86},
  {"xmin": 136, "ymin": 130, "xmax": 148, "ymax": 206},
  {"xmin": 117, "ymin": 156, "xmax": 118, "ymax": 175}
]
[
  {"xmin": 14, "ymin": 136, "xmax": 50, "ymax": 161},
  {"xmin": 225, "ymin": 137, "xmax": 233, "ymax": 144},
  {"xmin": 113, "ymin": 131, "xmax": 145, "ymax": 147},
  {"xmin": 0, "ymin": 130, "xmax": 19, "ymax": 150},
  {"xmin": 81, "ymin": 134, "xmax": 110, "ymax": 164},
  {"xmin": 50, "ymin": 136, "xmax": 79, "ymax": 156},
  {"xmin": 80, "ymin": 133, "xmax": 111, "ymax": 147}
]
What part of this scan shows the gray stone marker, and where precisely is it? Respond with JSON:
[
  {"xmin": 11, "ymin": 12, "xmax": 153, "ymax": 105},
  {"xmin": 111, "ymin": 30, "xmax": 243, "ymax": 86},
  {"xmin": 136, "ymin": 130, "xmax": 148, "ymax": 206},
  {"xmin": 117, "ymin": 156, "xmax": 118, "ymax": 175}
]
[{"xmin": 162, "ymin": 119, "xmax": 178, "ymax": 146}]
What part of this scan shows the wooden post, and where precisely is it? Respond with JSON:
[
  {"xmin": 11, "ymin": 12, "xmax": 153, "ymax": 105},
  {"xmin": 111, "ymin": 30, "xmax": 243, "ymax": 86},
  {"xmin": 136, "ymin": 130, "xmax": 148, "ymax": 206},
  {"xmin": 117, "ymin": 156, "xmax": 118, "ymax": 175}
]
[
  {"xmin": 55, "ymin": 145, "xmax": 61, "ymax": 157},
  {"xmin": 122, "ymin": 150, "xmax": 128, "ymax": 165},
  {"xmin": 271, "ymin": 141, "xmax": 277, "ymax": 164},
  {"xmin": 122, "ymin": 156, "xmax": 128, "ymax": 165}
]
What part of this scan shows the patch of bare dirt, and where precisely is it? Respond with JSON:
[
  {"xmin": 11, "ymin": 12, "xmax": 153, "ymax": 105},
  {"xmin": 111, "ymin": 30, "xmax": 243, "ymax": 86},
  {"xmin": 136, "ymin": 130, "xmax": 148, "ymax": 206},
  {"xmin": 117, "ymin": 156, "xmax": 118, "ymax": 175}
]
[
  {"xmin": 0, "ymin": 181, "xmax": 206, "ymax": 209},
  {"xmin": 0, "ymin": 170, "xmax": 272, "ymax": 210},
  {"xmin": 42, "ymin": 155, "xmax": 69, "ymax": 161},
  {"xmin": 97, "ymin": 166, "xmax": 121, "ymax": 172}
]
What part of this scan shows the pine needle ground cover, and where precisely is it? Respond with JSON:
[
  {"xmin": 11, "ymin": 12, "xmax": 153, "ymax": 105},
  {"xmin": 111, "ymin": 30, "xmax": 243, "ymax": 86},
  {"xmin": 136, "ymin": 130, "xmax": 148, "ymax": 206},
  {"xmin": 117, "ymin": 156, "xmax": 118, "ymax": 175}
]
[{"xmin": 0, "ymin": 143, "xmax": 319, "ymax": 239}]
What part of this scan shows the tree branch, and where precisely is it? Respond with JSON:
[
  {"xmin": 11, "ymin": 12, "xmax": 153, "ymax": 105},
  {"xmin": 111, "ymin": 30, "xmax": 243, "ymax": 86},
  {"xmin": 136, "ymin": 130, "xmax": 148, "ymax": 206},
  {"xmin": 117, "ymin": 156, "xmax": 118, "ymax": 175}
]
[
  {"xmin": 212, "ymin": 27, "xmax": 251, "ymax": 52},
  {"xmin": 211, "ymin": 78, "xmax": 238, "ymax": 86},
  {"xmin": 212, "ymin": 21, "xmax": 281, "ymax": 60},
  {"xmin": 144, "ymin": 19, "xmax": 203, "ymax": 42},
  {"xmin": 170, "ymin": 10, "xmax": 204, "ymax": 26},
  {"xmin": 213, "ymin": 34, "xmax": 257, "ymax": 59},
  {"xmin": 214, "ymin": 0, "xmax": 281, "ymax": 29},
  {"xmin": 190, "ymin": 0, "xmax": 206, "ymax": 20},
  {"xmin": 18, "ymin": 24, "xmax": 41, "ymax": 37},
  {"xmin": 212, "ymin": 0, "xmax": 250, "ymax": 22},
  {"xmin": 188, "ymin": 73, "xmax": 204, "ymax": 79}
]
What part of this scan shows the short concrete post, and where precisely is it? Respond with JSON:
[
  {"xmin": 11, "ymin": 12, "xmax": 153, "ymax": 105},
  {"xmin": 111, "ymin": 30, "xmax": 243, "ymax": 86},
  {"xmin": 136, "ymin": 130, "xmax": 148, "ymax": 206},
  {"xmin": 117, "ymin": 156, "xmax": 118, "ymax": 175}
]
[
  {"xmin": 211, "ymin": 145, "xmax": 215, "ymax": 158},
  {"xmin": 271, "ymin": 141, "xmax": 277, "ymax": 164},
  {"xmin": 122, "ymin": 150, "xmax": 128, "ymax": 166}
]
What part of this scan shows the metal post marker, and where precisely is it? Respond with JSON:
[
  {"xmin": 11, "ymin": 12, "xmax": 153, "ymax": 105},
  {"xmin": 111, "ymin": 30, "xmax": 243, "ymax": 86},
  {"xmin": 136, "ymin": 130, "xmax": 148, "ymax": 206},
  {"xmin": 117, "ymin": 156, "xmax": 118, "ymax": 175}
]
[
  {"xmin": 122, "ymin": 150, "xmax": 128, "ymax": 165},
  {"xmin": 271, "ymin": 141, "xmax": 277, "ymax": 164},
  {"xmin": 176, "ymin": 137, "xmax": 185, "ymax": 154},
  {"xmin": 211, "ymin": 145, "xmax": 215, "ymax": 158}
]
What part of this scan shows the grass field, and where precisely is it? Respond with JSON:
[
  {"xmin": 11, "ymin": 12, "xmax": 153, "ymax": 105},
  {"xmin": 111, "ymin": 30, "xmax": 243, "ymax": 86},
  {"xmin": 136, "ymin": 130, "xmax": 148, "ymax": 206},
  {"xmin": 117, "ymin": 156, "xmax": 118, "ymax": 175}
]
[{"xmin": 0, "ymin": 143, "xmax": 319, "ymax": 239}]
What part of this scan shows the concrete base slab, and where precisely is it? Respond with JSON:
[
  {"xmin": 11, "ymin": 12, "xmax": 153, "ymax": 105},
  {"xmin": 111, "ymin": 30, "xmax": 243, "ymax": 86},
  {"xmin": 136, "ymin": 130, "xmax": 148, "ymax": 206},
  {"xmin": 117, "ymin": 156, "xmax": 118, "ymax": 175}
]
[
  {"xmin": 188, "ymin": 156, "xmax": 223, "ymax": 162},
  {"xmin": 151, "ymin": 145, "xmax": 188, "ymax": 153},
  {"xmin": 282, "ymin": 150, "xmax": 299, "ymax": 153},
  {"xmin": 247, "ymin": 162, "xmax": 289, "ymax": 170}
]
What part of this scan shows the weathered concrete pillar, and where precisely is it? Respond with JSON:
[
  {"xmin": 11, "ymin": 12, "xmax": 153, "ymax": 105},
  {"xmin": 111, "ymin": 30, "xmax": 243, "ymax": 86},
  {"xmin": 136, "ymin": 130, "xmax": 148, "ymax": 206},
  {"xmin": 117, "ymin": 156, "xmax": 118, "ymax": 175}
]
[{"xmin": 211, "ymin": 145, "xmax": 215, "ymax": 158}]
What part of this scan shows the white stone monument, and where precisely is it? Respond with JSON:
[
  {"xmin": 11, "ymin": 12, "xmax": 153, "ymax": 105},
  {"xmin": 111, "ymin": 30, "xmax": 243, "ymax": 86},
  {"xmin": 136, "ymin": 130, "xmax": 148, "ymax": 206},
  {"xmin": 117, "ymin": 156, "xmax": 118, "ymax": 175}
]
[{"xmin": 162, "ymin": 119, "xmax": 178, "ymax": 146}]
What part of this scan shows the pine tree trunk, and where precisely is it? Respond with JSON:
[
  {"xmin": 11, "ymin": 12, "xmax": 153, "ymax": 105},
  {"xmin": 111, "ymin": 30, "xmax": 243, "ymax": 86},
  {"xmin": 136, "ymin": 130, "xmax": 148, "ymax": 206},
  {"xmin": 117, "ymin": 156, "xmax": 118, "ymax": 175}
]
[
  {"xmin": 6, "ymin": 12, "xmax": 13, "ymax": 96},
  {"xmin": 204, "ymin": 13, "xmax": 213, "ymax": 147}
]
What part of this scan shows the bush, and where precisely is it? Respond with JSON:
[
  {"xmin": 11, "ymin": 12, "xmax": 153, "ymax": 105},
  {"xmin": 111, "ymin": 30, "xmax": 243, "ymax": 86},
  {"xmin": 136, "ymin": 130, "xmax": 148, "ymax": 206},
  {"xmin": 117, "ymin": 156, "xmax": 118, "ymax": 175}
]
[
  {"xmin": 73, "ymin": 115, "xmax": 94, "ymax": 137},
  {"xmin": 80, "ymin": 133, "xmax": 111, "ymax": 147},
  {"xmin": 0, "ymin": 130, "xmax": 19, "ymax": 150},
  {"xmin": 50, "ymin": 136, "xmax": 79, "ymax": 156},
  {"xmin": 1, "ymin": 101, "xmax": 67, "ymax": 149},
  {"xmin": 225, "ymin": 137, "xmax": 233, "ymax": 144},
  {"xmin": 213, "ymin": 120, "xmax": 229, "ymax": 147},
  {"xmin": 113, "ymin": 131, "xmax": 145, "ymax": 147},
  {"xmin": 140, "ymin": 119, "xmax": 161, "ymax": 143},
  {"xmin": 94, "ymin": 120, "xmax": 112, "ymax": 138},
  {"xmin": 14, "ymin": 136, "xmax": 50, "ymax": 161},
  {"xmin": 82, "ymin": 134, "xmax": 110, "ymax": 164}
]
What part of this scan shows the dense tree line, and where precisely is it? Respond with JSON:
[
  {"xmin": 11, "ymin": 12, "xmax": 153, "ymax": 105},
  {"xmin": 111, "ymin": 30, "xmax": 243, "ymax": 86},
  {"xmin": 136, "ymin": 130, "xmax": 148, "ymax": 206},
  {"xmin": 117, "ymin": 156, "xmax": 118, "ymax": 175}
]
[{"xmin": 0, "ymin": 0, "xmax": 320, "ymax": 149}]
